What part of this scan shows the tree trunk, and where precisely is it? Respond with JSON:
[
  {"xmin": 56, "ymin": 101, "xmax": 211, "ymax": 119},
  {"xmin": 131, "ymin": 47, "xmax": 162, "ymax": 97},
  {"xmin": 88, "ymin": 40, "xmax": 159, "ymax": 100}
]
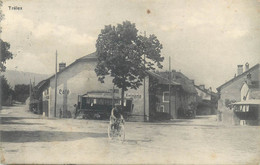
[{"xmin": 121, "ymin": 89, "xmax": 125, "ymax": 111}]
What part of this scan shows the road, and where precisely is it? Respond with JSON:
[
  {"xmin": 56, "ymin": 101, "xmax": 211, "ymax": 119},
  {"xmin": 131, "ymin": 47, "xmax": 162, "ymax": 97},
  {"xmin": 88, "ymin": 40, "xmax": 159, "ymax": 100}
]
[{"xmin": 1, "ymin": 104, "xmax": 260, "ymax": 164}]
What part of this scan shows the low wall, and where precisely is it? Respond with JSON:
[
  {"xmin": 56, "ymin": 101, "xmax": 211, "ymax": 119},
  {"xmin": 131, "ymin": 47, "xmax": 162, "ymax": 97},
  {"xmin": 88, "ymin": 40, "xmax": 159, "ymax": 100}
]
[{"xmin": 218, "ymin": 109, "xmax": 260, "ymax": 126}]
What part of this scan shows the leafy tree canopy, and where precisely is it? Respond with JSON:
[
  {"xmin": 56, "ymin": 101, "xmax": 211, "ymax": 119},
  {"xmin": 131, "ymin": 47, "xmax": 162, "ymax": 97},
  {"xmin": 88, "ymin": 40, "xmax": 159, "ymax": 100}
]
[
  {"xmin": 0, "ymin": 0, "xmax": 3, "ymax": 33},
  {"xmin": 1, "ymin": 76, "xmax": 14, "ymax": 105},
  {"xmin": 14, "ymin": 84, "xmax": 30, "ymax": 103},
  {"xmin": 0, "ymin": 1, "xmax": 13, "ymax": 72},
  {"xmin": 95, "ymin": 21, "xmax": 164, "ymax": 110},
  {"xmin": 95, "ymin": 21, "xmax": 164, "ymax": 92},
  {"xmin": 0, "ymin": 39, "xmax": 13, "ymax": 72}
]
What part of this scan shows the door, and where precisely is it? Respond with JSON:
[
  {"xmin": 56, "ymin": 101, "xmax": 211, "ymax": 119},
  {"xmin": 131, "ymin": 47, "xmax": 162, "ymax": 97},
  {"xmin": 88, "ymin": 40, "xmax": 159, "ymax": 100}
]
[{"xmin": 42, "ymin": 101, "xmax": 49, "ymax": 117}]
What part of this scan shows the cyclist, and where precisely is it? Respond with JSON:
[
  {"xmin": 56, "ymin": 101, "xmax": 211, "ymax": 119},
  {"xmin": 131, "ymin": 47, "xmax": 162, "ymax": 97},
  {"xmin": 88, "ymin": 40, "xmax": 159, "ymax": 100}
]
[{"xmin": 110, "ymin": 104, "xmax": 124, "ymax": 130}]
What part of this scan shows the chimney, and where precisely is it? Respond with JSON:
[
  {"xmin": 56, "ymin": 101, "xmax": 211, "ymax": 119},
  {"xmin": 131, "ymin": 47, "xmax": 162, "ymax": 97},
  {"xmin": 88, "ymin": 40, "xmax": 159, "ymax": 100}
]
[
  {"xmin": 237, "ymin": 65, "xmax": 243, "ymax": 75},
  {"xmin": 59, "ymin": 62, "xmax": 66, "ymax": 72},
  {"xmin": 191, "ymin": 80, "xmax": 195, "ymax": 85},
  {"xmin": 245, "ymin": 62, "xmax": 249, "ymax": 72},
  {"xmin": 199, "ymin": 84, "xmax": 205, "ymax": 90}
]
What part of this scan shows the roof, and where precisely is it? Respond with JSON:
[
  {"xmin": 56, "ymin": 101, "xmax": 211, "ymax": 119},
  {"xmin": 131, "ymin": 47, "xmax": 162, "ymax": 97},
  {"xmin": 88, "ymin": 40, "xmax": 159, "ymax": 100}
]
[
  {"xmin": 232, "ymin": 99, "xmax": 260, "ymax": 105},
  {"xmin": 195, "ymin": 85, "xmax": 209, "ymax": 94},
  {"xmin": 47, "ymin": 52, "xmax": 97, "ymax": 81},
  {"xmin": 147, "ymin": 71, "xmax": 180, "ymax": 86},
  {"xmin": 217, "ymin": 63, "xmax": 260, "ymax": 91},
  {"xmin": 83, "ymin": 93, "xmax": 121, "ymax": 99},
  {"xmin": 82, "ymin": 91, "xmax": 131, "ymax": 100},
  {"xmin": 33, "ymin": 79, "xmax": 49, "ymax": 91},
  {"xmin": 158, "ymin": 71, "xmax": 197, "ymax": 94},
  {"xmin": 39, "ymin": 51, "xmax": 181, "ymax": 91},
  {"xmin": 76, "ymin": 52, "xmax": 97, "ymax": 61},
  {"xmin": 195, "ymin": 85, "xmax": 218, "ymax": 97}
]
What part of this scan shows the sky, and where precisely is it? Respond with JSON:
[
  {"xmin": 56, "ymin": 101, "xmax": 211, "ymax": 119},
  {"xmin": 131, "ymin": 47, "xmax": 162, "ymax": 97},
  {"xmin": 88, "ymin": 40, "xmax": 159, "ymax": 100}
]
[{"xmin": 1, "ymin": 0, "xmax": 260, "ymax": 91}]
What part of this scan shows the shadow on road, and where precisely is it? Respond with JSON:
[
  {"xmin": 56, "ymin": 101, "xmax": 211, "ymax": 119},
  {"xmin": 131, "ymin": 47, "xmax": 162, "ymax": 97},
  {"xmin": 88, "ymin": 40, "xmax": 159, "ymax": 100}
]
[
  {"xmin": 195, "ymin": 115, "xmax": 216, "ymax": 119},
  {"xmin": 2, "ymin": 104, "xmax": 27, "ymax": 109},
  {"xmin": 0, "ymin": 116, "xmax": 39, "ymax": 120},
  {"xmin": 0, "ymin": 117, "xmax": 42, "ymax": 125},
  {"xmin": 0, "ymin": 122, "xmax": 44, "ymax": 125},
  {"xmin": 148, "ymin": 119, "xmax": 193, "ymax": 124},
  {"xmin": 0, "ymin": 130, "xmax": 107, "ymax": 143},
  {"xmin": 124, "ymin": 139, "xmax": 152, "ymax": 144},
  {"xmin": 146, "ymin": 123, "xmax": 219, "ymax": 127}
]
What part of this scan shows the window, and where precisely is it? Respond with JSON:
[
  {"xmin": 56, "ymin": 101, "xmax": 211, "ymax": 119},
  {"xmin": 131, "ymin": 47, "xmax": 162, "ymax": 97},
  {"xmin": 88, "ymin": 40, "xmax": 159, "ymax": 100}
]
[
  {"xmin": 159, "ymin": 105, "xmax": 164, "ymax": 112},
  {"xmin": 163, "ymin": 91, "xmax": 169, "ymax": 102}
]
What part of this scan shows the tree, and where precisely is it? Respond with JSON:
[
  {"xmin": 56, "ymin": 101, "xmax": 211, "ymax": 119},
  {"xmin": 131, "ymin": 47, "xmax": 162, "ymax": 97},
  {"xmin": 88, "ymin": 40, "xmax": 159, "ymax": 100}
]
[
  {"xmin": 0, "ymin": 1, "xmax": 14, "ymax": 109},
  {"xmin": 0, "ymin": 1, "xmax": 13, "ymax": 72},
  {"xmin": 95, "ymin": 21, "xmax": 164, "ymax": 110},
  {"xmin": 1, "ymin": 76, "xmax": 14, "ymax": 105},
  {"xmin": 0, "ymin": 0, "xmax": 3, "ymax": 33},
  {"xmin": 14, "ymin": 84, "xmax": 30, "ymax": 103},
  {"xmin": 0, "ymin": 39, "xmax": 13, "ymax": 72}
]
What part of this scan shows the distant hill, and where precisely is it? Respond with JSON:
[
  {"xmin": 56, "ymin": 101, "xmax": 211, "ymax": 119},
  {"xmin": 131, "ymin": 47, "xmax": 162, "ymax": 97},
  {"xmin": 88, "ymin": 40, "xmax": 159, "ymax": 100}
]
[{"xmin": 2, "ymin": 70, "xmax": 50, "ymax": 88}]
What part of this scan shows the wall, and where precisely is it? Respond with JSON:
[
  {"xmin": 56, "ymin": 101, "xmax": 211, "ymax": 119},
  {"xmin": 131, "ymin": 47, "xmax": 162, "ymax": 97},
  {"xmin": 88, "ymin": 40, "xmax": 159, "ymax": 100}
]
[
  {"xmin": 240, "ymin": 83, "xmax": 249, "ymax": 101},
  {"xmin": 151, "ymin": 85, "xmax": 183, "ymax": 119},
  {"xmin": 124, "ymin": 76, "xmax": 149, "ymax": 121},
  {"xmin": 48, "ymin": 59, "xmax": 149, "ymax": 121},
  {"xmin": 155, "ymin": 86, "xmax": 177, "ymax": 118},
  {"xmin": 42, "ymin": 87, "xmax": 50, "ymax": 117}
]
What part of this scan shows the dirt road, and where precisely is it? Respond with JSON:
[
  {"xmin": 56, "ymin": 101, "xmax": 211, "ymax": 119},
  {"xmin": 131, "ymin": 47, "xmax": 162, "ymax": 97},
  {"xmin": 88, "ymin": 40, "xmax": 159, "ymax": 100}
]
[{"xmin": 1, "ymin": 104, "xmax": 260, "ymax": 164}]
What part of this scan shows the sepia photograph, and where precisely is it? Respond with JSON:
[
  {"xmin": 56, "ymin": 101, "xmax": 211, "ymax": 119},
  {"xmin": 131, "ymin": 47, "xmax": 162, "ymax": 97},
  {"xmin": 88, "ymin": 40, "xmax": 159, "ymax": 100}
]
[{"xmin": 0, "ymin": 0, "xmax": 260, "ymax": 164}]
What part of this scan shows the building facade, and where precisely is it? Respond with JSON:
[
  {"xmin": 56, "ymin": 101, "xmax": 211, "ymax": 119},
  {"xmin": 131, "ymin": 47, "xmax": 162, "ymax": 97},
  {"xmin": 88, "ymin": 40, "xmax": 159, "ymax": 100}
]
[
  {"xmin": 148, "ymin": 71, "xmax": 180, "ymax": 120},
  {"xmin": 232, "ymin": 74, "xmax": 260, "ymax": 125},
  {"xmin": 195, "ymin": 85, "xmax": 218, "ymax": 115},
  {"xmin": 153, "ymin": 71, "xmax": 198, "ymax": 119},
  {"xmin": 35, "ymin": 52, "xmax": 149, "ymax": 121},
  {"xmin": 33, "ymin": 52, "xmax": 202, "ymax": 121},
  {"xmin": 217, "ymin": 63, "xmax": 260, "ymax": 125},
  {"xmin": 217, "ymin": 63, "xmax": 259, "ymax": 112}
]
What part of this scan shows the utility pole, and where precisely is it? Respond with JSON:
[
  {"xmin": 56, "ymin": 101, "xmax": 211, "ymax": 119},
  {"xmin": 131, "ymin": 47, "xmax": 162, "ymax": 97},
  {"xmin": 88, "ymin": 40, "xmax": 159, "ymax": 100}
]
[
  {"xmin": 29, "ymin": 79, "xmax": 32, "ymax": 100},
  {"xmin": 54, "ymin": 50, "xmax": 58, "ymax": 117},
  {"xmin": 112, "ymin": 85, "xmax": 115, "ymax": 108},
  {"xmin": 0, "ymin": 75, "xmax": 2, "ymax": 110},
  {"xmin": 143, "ymin": 31, "xmax": 146, "ymax": 122},
  {"xmin": 169, "ymin": 56, "xmax": 171, "ymax": 117}
]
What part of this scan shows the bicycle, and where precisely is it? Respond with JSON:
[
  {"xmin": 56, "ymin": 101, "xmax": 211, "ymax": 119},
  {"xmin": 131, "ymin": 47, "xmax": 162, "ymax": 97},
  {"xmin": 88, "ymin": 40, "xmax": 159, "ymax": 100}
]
[{"xmin": 108, "ymin": 117, "xmax": 125, "ymax": 141}]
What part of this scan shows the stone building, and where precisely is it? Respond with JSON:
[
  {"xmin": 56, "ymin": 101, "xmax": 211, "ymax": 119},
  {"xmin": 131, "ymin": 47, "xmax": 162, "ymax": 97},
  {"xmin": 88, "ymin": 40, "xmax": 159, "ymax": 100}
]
[
  {"xmin": 148, "ymin": 71, "xmax": 181, "ymax": 120},
  {"xmin": 217, "ymin": 63, "xmax": 259, "ymax": 111},
  {"xmin": 217, "ymin": 63, "xmax": 260, "ymax": 125},
  {"xmin": 153, "ymin": 70, "xmax": 198, "ymax": 119},
  {"xmin": 33, "ymin": 52, "xmax": 149, "ymax": 121},
  {"xmin": 232, "ymin": 72, "xmax": 260, "ymax": 125},
  {"xmin": 195, "ymin": 85, "xmax": 218, "ymax": 115},
  {"xmin": 32, "ymin": 52, "xmax": 200, "ymax": 121}
]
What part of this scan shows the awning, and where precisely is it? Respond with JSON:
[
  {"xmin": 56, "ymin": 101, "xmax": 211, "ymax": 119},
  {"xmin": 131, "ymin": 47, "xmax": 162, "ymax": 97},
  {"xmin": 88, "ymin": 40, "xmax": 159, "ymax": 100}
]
[
  {"xmin": 83, "ymin": 94, "xmax": 121, "ymax": 99},
  {"xmin": 232, "ymin": 99, "xmax": 260, "ymax": 105}
]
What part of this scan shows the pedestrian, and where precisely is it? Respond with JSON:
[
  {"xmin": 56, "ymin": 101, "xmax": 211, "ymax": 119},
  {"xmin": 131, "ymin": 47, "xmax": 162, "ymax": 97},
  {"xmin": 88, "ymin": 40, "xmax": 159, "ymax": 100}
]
[
  {"xmin": 74, "ymin": 104, "xmax": 78, "ymax": 119},
  {"xmin": 59, "ymin": 108, "xmax": 62, "ymax": 118}
]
